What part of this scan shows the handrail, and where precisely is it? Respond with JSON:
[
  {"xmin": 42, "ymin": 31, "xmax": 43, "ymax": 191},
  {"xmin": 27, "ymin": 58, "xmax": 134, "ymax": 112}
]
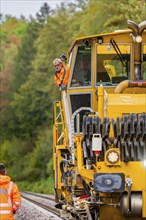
[{"xmin": 54, "ymin": 101, "xmax": 66, "ymax": 146}]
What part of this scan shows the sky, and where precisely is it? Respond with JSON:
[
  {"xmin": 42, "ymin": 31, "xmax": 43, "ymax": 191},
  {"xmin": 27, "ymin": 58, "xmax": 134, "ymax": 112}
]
[{"xmin": 1, "ymin": 0, "xmax": 67, "ymax": 19}]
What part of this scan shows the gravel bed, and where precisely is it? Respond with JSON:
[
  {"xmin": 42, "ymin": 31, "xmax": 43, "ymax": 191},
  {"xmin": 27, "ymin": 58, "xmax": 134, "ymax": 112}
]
[{"xmin": 14, "ymin": 198, "xmax": 62, "ymax": 220}]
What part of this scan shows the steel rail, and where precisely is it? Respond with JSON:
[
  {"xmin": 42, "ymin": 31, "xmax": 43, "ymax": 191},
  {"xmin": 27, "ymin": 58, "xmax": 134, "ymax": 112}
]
[{"xmin": 21, "ymin": 192, "xmax": 64, "ymax": 219}]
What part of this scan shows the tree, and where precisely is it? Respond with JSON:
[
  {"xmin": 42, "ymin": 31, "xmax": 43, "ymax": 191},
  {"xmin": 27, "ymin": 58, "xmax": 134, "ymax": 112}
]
[
  {"xmin": 10, "ymin": 20, "xmax": 41, "ymax": 92},
  {"xmin": 9, "ymin": 71, "xmax": 52, "ymax": 138},
  {"xmin": 0, "ymin": 17, "xmax": 27, "ymax": 141},
  {"xmin": 21, "ymin": 128, "xmax": 52, "ymax": 181},
  {"xmin": 120, "ymin": 0, "xmax": 146, "ymax": 24},
  {"xmin": 36, "ymin": 2, "xmax": 52, "ymax": 24}
]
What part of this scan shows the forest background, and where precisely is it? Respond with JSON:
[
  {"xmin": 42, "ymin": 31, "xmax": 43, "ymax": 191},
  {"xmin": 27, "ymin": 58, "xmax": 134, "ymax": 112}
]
[{"xmin": 0, "ymin": 0, "xmax": 145, "ymax": 193}]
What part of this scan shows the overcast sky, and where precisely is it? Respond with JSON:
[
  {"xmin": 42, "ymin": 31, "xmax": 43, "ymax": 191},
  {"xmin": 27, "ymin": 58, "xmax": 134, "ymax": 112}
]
[{"xmin": 1, "ymin": 0, "xmax": 67, "ymax": 18}]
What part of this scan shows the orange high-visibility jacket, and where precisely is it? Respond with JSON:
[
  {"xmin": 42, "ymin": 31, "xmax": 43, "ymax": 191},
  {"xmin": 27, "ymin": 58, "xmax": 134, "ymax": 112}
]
[
  {"xmin": 54, "ymin": 64, "xmax": 70, "ymax": 87},
  {"xmin": 0, "ymin": 174, "xmax": 21, "ymax": 220}
]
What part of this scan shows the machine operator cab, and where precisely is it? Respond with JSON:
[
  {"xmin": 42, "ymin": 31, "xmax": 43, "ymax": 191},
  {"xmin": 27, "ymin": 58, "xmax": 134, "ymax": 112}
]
[
  {"xmin": 62, "ymin": 29, "xmax": 146, "ymax": 133},
  {"xmin": 68, "ymin": 40, "xmax": 131, "ymax": 89},
  {"xmin": 67, "ymin": 32, "xmax": 146, "ymax": 90}
]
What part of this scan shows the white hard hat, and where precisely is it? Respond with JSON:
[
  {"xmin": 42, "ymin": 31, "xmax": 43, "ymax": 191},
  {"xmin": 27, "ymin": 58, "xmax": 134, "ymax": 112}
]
[{"xmin": 53, "ymin": 58, "xmax": 62, "ymax": 65}]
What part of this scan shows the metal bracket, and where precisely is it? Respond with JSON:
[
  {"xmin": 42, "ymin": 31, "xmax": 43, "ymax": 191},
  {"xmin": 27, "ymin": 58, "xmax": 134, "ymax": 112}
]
[{"xmin": 125, "ymin": 178, "xmax": 132, "ymax": 213}]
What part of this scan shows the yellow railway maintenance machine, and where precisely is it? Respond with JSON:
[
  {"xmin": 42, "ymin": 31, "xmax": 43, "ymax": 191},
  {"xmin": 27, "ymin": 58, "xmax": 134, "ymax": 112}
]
[{"xmin": 53, "ymin": 20, "xmax": 146, "ymax": 220}]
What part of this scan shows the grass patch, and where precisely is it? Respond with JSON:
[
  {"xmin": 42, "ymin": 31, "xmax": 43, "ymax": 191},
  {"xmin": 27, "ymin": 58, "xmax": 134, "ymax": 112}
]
[{"xmin": 18, "ymin": 177, "xmax": 54, "ymax": 194}]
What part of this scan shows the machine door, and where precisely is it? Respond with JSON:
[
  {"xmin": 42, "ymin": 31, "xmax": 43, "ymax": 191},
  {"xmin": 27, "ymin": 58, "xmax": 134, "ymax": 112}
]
[
  {"xmin": 70, "ymin": 93, "xmax": 91, "ymax": 132},
  {"xmin": 70, "ymin": 46, "xmax": 92, "ymax": 88}
]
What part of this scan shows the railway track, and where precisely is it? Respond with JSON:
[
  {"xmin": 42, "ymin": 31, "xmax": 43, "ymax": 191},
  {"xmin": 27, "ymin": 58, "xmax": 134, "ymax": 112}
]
[{"xmin": 21, "ymin": 192, "xmax": 64, "ymax": 219}]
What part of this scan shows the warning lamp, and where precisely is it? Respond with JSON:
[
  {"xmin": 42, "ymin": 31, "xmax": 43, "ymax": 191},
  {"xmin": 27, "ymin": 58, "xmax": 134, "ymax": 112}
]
[{"xmin": 105, "ymin": 148, "xmax": 121, "ymax": 166}]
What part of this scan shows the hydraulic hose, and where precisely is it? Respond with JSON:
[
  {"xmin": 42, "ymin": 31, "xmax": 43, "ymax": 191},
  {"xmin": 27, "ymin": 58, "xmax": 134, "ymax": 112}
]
[{"xmin": 115, "ymin": 80, "xmax": 146, "ymax": 93}]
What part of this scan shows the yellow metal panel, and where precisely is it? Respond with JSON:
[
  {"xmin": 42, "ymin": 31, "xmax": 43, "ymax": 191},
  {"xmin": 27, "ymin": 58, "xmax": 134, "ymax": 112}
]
[
  {"xmin": 56, "ymin": 149, "xmax": 62, "ymax": 190},
  {"xmin": 143, "ymin": 190, "xmax": 146, "ymax": 217},
  {"xmin": 96, "ymin": 161, "xmax": 146, "ymax": 191},
  {"xmin": 108, "ymin": 94, "xmax": 146, "ymax": 106},
  {"xmin": 143, "ymin": 44, "xmax": 146, "ymax": 53},
  {"xmin": 107, "ymin": 94, "xmax": 146, "ymax": 118},
  {"xmin": 97, "ymin": 44, "xmax": 131, "ymax": 54}
]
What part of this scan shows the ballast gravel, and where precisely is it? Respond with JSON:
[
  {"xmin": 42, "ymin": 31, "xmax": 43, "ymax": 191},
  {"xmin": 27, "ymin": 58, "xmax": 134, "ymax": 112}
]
[{"xmin": 14, "ymin": 198, "xmax": 62, "ymax": 220}]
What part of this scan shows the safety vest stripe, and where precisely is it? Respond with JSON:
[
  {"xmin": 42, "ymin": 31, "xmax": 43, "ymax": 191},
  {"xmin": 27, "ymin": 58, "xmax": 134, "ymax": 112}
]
[
  {"xmin": 7, "ymin": 181, "xmax": 13, "ymax": 206},
  {"xmin": 0, "ymin": 210, "xmax": 13, "ymax": 214},
  {"xmin": 14, "ymin": 202, "xmax": 21, "ymax": 205},
  {"xmin": 8, "ymin": 181, "xmax": 13, "ymax": 196},
  {"xmin": 0, "ymin": 203, "xmax": 11, "ymax": 207}
]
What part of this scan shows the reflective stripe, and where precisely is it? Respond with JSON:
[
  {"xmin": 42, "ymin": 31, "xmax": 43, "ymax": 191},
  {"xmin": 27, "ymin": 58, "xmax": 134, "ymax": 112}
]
[
  {"xmin": 8, "ymin": 181, "xmax": 13, "ymax": 196},
  {"xmin": 0, "ymin": 203, "xmax": 11, "ymax": 207},
  {"xmin": 14, "ymin": 202, "xmax": 20, "ymax": 205},
  {"xmin": 0, "ymin": 210, "xmax": 13, "ymax": 214},
  {"xmin": 7, "ymin": 181, "xmax": 13, "ymax": 206}
]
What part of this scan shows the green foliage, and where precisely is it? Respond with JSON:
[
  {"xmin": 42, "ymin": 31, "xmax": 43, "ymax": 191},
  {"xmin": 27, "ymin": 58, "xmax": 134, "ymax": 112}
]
[
  {"xmin": 18, "ymin": 177, "xmax": 54, "ymax": 194},
  {"xmin": 120, "ymin": 0, "xmax": 146, "ymax": 23},
  {"xmin": 21, "ymin": 128, "xmax": 53, "ymax": 181},
  {"xmin": 11, "ymin": 20, "xmax": 41, "ymax": 92},
  {"xmin": 0, "ymin": 17, "xmax": 27, "ymax": 76},
  {"xmin": 102, "ymin": 0, "xmax": 146, "ymax": 31},
  {"xmin": 0, "ymin": 18, "xmax": 27, "ymax": 142},
  {"xmin": 8, "ymin": 72, "xmax": 53, "ymax": 138},
  {"xmin": 0, "ymin": 128, "xmax": 52, "ymax": 183},
  {"xmin": 0, "ymin": 138, "xmax": 31, "ymax": 181},
  {"xmin": 1, "ymin": 17, "xmax": 27, "ymax": 40},
  {"xmin": 75, "ymin": 0, "xmax": 145, "ymax": 35}
]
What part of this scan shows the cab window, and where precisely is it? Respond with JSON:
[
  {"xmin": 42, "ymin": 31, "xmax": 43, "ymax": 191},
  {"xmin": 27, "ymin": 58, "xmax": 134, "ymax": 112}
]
[
  {"xmin": 96, "ymin": 43, "xmax": 131, "ymax": 85},
  {"xmin": 71, "ymin": 46, "xmax": 91, "ymax": 87}
]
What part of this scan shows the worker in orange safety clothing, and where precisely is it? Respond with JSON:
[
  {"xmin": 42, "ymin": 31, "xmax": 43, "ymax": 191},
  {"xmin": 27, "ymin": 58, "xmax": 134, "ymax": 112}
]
[
  {"xmin": 53, "ymin": 58, "xmax": 70, "ymax": 90},
  {"xmin": 0, "ymin": 163, "xmax": 21, "ymax": 220}
]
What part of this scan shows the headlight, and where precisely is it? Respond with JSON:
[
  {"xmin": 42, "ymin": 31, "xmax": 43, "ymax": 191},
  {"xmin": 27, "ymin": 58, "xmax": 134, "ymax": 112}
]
[
  {"xmin": 135, "ymin": 35, "xmax": 142, "ymax": 43},
  {"xmin": 106, "ymin": 149, "xmax": 120, "ymax": 165}
]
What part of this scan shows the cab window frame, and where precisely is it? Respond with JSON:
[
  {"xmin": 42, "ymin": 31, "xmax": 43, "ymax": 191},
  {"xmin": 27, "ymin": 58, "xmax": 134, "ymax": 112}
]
[
  {"xmin": 142, "ymin": 43, "xmax": 146, "ymax": 80},
  {"xmin": 69, "ymin": 44, "xmax": 92, "ymax": 89}
]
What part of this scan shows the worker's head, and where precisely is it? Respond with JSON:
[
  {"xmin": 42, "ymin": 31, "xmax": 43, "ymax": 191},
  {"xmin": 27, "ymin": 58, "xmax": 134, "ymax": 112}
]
[
  {"xmin": 53, "ymin": 58, "xmax": 63, "ymax": 71},
  {"xmin": 0, "ymin": 163, "xmax": 6, "ymax": 175}
]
